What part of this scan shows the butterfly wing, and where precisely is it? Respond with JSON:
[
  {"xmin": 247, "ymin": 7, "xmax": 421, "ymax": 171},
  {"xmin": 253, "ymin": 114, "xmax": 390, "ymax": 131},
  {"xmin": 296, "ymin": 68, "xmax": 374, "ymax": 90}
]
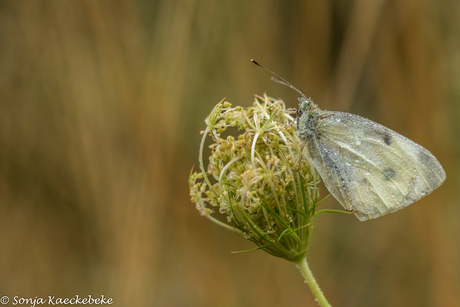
[{"xmin": 302, "ymin": 111, "xmax": 446, "ymax": 221}]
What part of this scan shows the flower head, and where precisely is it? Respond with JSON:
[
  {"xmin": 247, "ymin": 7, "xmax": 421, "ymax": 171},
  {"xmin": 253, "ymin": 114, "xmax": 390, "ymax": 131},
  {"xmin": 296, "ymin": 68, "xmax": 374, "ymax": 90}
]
[{"xmin": 189, "ymin": 95, "xmax": 320, "ymax": 262}]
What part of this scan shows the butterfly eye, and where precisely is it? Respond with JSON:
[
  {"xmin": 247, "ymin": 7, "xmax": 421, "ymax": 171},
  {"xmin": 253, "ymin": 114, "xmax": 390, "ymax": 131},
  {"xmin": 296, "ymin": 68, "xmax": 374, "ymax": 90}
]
[{"xmin": 297, "ymin": 109, "xmax": 303, "ymax": 117}]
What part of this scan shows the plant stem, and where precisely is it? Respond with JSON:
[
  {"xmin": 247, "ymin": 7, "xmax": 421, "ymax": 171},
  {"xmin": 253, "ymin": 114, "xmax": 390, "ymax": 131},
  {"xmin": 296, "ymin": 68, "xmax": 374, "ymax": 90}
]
[{"xmin": 295, "ymin": 257, "xmax": 331, "ymax": 307}]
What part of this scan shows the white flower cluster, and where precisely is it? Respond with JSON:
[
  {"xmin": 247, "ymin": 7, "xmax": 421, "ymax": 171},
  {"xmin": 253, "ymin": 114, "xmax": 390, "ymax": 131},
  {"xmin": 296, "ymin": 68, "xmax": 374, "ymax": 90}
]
[{"xmin": 189, "ymin": 95, "xmax": 320, "ymax": 261}]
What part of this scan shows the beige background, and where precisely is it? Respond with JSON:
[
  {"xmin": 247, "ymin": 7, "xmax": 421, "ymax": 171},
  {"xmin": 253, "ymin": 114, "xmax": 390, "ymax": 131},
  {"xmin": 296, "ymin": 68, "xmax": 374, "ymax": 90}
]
[{"xmin": 0, "ymin": 1, "xmax": 459, "ymax": 306}]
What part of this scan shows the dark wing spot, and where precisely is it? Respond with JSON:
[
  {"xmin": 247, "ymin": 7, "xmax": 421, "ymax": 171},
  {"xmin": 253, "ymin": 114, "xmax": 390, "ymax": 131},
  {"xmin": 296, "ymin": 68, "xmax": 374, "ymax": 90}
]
[
  {"xmin": 383, "ymin": 168, "xmax": 396, "ymax": 181},
  {"xmin": 383, "ymin": 133, "xmax": 392, "ymax": 145}
]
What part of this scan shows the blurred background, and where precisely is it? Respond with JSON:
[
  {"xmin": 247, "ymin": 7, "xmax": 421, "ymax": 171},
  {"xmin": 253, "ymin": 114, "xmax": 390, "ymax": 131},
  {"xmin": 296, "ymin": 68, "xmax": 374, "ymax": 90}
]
[{"xmin": 0, "ymin": 1, "xmax": 459, "ymax": 306}]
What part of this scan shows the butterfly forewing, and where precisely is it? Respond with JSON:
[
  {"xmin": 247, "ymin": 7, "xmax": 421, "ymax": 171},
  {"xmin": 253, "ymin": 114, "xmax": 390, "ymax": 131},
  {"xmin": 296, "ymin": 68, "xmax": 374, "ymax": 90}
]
[{"xmin": 304, "ymin": 111, "xmax": 446, "ymax": 221}]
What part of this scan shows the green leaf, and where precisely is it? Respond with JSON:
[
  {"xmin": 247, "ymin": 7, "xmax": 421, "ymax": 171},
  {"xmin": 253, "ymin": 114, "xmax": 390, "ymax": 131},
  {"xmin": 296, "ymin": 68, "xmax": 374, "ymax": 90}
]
[{"xmin": 314, "ymin": 209, "xmax": 352, "ymax": 216}]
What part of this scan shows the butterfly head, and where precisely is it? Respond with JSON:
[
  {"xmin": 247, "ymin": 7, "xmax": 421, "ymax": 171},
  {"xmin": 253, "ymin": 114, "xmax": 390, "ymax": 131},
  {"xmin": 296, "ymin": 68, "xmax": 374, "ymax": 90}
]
[{"xmin": 298, "ymin": 95, "xmax": 319, "ymax": 115}]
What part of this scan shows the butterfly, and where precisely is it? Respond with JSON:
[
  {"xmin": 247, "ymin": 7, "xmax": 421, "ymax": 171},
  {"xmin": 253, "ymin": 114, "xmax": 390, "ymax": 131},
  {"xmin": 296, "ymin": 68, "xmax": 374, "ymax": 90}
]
[{"xmin": 252, "ymin": 60, "xmax": 446, "ymax": 221}]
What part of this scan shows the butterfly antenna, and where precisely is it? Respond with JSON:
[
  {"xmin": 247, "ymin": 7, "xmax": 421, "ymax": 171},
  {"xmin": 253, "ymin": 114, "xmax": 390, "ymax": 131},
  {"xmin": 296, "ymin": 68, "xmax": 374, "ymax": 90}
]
[{"xmin": 251, "ymin": 59, "xmax": 306, "ymax": 99}]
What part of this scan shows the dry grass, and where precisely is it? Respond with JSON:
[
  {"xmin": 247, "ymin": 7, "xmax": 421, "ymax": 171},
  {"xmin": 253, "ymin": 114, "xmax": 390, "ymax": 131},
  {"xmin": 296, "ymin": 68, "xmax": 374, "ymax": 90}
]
[{"xmin": 0, "ymin": 0, "xmax": 458, "ymax": 306}]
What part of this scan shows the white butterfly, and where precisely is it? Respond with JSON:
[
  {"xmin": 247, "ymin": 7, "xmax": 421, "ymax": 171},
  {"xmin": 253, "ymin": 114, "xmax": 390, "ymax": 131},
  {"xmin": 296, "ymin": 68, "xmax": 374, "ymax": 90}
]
[
  {"xmin": 296, "ymin": 96, "xmax": 446, "ymax": 221},
  {"xmin": 252, "ymin": 60, "xmax": 446, "ymax": 221}
]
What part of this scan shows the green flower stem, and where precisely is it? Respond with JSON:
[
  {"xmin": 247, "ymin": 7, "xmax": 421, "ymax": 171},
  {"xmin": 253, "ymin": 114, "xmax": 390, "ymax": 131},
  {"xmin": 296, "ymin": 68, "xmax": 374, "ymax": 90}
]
[
  {"xmin": 206, "ymin": 215, "xmax": 243, "ymax": 235},
  {"xmin": 295, "ymin": 257, "xmax": 331, "ymax": 307}
]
